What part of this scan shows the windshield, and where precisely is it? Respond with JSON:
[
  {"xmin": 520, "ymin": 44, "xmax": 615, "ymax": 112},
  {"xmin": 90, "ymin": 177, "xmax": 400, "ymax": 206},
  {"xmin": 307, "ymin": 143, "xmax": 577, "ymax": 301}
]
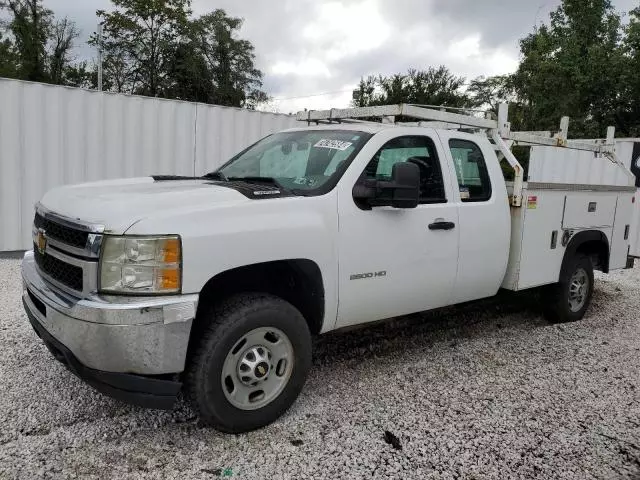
[{"xmin": 212, "ymin": 130, "xmax": 371, "ymax": 194}]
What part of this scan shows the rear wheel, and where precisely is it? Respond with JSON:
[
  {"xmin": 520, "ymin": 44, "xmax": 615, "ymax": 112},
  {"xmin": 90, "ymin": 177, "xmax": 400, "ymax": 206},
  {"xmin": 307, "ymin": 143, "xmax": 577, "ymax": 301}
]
[
  {"xmin": 187, "ymin": 293, "xmax": 311, "ymax": 433},
  {"xmin": 543, "ymin": 254, "xmax": 594, "ymax": 323}
]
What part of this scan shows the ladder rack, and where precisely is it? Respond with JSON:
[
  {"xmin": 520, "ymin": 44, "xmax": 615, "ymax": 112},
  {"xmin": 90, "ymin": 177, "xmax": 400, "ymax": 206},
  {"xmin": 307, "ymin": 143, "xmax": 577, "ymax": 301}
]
[
  {"xmin": 295, "ymin": 103, "xmax": 634, "ymax": 207},
  {"xmin": 296, "ymin": 104, "xmax": 497, "ymax": 130}
]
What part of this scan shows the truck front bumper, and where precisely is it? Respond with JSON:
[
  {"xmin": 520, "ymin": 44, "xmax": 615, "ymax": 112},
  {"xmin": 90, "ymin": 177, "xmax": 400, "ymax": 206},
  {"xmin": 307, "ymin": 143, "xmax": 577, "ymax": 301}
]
[{"xmin": 21, "ymin": 251, "xmax": 198, "ymax": 409}]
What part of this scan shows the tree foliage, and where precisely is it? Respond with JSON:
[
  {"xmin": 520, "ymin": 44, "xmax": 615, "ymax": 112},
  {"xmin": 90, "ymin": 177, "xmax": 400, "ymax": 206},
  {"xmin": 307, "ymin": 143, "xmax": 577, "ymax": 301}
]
[
  {"xmin": 0, "ymin": 31, "xmax": 18, "ymax": 78},
  {"xmin": 621, "ymin": 7, "xmax": 640, "ymax": 136},
  {"xmin": 510, "ymin": 0, "xmax": 626, "ymax": 136},
  {"xmin": 191, "ymin": 11, "xmax": 267, "ymax": 108},
  {"xmin": 89, "ymin": 1, "xmax": 267, "ymax": 107},
  {"xmin": 353, "ymin": 67, "xmax": 468, "ymax": 108},
  {"xmin": 91, "ymin": 0, "xmax": 191, "ymax": 96},
  {"xmin": 0, "ymin": 0, "xmax": 79, "ymax": 83},
  {"xmin": 48, "ymin": 17, "xmax": 79, "ymax": 84}
]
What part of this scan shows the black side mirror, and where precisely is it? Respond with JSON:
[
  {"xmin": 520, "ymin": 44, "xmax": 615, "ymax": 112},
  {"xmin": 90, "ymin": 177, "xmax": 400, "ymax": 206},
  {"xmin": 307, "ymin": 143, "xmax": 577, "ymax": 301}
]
[{"xmin": 353, "ymin": 162, "xmax": 420, "ymax": 209}]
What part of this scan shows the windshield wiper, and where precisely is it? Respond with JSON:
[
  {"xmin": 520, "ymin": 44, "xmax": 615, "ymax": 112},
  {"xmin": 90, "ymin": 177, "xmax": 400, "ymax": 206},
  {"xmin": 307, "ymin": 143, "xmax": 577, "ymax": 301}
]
[
  {"xmin": 202, "ymin": 171, "xmax": 228, "ymax": 181},
  {"xmin": 227, "ymin": 176, "xmax": 288, "ymax": 191}
]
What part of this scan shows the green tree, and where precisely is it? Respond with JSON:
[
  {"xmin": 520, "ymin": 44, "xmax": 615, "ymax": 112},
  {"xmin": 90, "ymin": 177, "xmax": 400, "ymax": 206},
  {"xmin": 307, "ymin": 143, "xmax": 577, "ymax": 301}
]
[
  {"xmin": 63, "ymin": 61, "xmax": 97, "ymax": 89},
  {"xmin": 1, "ymin": 0, "xmax": 52, "ymax": 81},
  {"xmin": 91, "ymin": 0, "xmax": 192, "ymax": 96},
  {"xmin": 189, "ymin": 10, "xmax": 268, "ymax": 108},
  {"xmin": 511, "ymin": 0, "xmax": 625, "ymax": 136},
  {"xmin": 165, "ymin": 38, "xmax": 214, "ymax": 102},
  {"xmin": 466, "ymin": 74, "xmax": 531, "ymax": 132},
  {"xmin": 0, "ymin": 0, "xmax": 80, "ymax": 85},
  {"xmin": 621, "ymin": 7, "xmax": 640, "ymax": 136},
  {"xmin": 48, "ymin": 17, "xmax": 79, "ymax": 84},
  {"xmin": 467, "ymin": 75, "xmax": 513, "ymax": 112},
  {"xmin": 90, "ymin": 2, "xmax": 267, "ymax": 107},
  {"xmin": 353, "ymin": 67, "xmax": 469, "ymax": 108},
  {"xmin": 100, "ymin": 45, "xmax": 134, "ymax": 93},
  {"xmin": 0, "ymin": 31, "xmax": 18, "ymax": 77}
]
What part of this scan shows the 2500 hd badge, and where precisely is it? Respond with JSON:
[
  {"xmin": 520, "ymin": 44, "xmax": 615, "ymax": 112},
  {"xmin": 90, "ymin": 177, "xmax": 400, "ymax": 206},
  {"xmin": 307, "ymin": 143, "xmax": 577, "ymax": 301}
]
[{"xmin": 350, "ymin": 271, "xmax": 387, "ymax": 281}]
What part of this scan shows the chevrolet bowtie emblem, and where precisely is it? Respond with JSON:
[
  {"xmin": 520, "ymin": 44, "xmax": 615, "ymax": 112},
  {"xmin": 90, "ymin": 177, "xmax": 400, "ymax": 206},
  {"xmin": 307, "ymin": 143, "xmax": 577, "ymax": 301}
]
[
  {"xmin": 37, "ymin": 228, "xmax": 47, "ymax": 255},
  {"xmin": 257, "ymin": 365, "xmax": 266, "ymax": 375}
]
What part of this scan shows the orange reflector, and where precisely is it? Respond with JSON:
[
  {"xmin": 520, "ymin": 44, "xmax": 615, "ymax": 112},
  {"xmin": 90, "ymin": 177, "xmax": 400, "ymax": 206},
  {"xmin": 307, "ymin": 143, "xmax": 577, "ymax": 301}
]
[
  {"xmin": 160, "ymin": 238, "xmax": 181, "ymax": 264},
  {"xmin": 159, "ymin": 268, "xmax": 180, "ymax": 291}
]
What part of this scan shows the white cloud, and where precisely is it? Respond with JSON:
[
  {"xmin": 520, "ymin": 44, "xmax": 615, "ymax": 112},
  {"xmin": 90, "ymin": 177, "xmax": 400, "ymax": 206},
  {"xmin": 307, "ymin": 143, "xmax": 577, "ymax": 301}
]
[
  {"xmin": 271, "ymin": 59, "xmax": 332, "ymax": 78},
  {"xmin": 302, "ymin": 0, "xmax": 390, "ymax": 59},
  {"xmin": 448, "ymin": 35, "xmax": 482, "ymax": 60}
]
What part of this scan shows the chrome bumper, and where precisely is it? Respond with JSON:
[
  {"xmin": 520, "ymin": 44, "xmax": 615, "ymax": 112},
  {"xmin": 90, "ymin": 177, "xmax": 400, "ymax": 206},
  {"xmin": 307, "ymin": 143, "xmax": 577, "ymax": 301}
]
[{"xmin": 21, "ymin": 251, "xmax": 198, "ymax": 375}]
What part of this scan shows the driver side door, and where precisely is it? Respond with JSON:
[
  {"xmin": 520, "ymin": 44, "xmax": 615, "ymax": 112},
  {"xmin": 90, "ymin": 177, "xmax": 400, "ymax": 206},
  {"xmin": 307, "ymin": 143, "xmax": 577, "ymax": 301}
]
[{"xmin": 335, "ymin": 132, "xmax": 459, "ymax": 328}]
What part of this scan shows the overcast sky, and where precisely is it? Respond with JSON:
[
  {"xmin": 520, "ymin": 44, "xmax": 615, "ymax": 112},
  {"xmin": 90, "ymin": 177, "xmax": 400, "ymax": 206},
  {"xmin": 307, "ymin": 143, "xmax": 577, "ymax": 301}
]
[{"xmin": 43, "ymin": 0, "xmax": 638, "ymax": 113}]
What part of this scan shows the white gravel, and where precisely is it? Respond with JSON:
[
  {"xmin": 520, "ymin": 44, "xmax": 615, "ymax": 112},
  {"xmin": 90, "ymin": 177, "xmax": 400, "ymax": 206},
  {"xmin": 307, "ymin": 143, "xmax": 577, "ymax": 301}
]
[{"xmin": 1, "ymin": 253, "xmax": 640, "ymax": 479}]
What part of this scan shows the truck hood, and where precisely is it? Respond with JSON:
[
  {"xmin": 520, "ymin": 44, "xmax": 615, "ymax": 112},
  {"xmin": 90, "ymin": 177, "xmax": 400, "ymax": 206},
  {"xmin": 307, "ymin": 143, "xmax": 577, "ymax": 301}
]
[{"xmin": 39, "ymin": 177, "xmax": 250, "ymax": 234}]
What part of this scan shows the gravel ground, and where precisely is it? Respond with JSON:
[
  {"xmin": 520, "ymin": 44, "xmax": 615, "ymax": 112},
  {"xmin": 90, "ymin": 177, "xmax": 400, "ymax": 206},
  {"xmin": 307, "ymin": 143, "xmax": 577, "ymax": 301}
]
[{"xmin": 1, "ymin": 254, "xmax": 640, "ymax": 479}]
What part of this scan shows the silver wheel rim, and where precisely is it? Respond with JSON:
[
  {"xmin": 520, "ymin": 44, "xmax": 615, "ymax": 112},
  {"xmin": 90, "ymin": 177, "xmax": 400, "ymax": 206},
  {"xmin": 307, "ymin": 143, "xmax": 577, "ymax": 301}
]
[
  {"xmin": 568, "ymin": 267, "xmax": 589, "ymax": 312},
  {"xmin": 221, "ymin": 327, "xmax": 294, "ymax": 411}
]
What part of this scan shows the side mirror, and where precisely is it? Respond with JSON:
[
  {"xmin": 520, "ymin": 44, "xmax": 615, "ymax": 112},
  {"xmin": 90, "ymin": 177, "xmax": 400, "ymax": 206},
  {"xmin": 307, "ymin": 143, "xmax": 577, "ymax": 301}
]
[{"xmin": 353, "ymin": 162, "xmax": 420, "ymax": 209}]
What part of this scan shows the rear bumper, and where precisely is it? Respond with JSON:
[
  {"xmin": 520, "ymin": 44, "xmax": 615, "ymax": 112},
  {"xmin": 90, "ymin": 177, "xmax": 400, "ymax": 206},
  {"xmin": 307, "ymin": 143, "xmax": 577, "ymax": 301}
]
[{"xmin": 24, "ymin": 299, "xmax": 180, "ymax": 409}]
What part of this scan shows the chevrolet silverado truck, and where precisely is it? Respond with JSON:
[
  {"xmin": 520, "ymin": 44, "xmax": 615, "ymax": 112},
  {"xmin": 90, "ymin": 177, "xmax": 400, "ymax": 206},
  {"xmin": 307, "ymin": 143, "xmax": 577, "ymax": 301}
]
[{"xmin": 21, "ymin": 104, "xmax": 639, "ymax": 433}]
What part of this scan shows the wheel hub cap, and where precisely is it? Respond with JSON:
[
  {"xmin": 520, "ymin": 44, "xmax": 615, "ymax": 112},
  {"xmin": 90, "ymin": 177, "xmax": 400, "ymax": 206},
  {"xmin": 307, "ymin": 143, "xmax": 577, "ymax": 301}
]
[
  {"xmin": 237, "ymin": 346, "xmax": 272, "ymax": 385},
  {"xmin": 221, "ymin": 327, "xmax": 294, "ymax": 411},
  {"xmin": 568, "ymin": 267, "xmax": 589, "ymax": 312}
]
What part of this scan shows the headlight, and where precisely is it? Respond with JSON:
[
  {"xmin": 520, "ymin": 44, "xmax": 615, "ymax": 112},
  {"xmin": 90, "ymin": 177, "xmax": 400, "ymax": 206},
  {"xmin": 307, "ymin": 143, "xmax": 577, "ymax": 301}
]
[{"xmin": 99, "ymin": 235, "xmax": 182, "ymax": 294}]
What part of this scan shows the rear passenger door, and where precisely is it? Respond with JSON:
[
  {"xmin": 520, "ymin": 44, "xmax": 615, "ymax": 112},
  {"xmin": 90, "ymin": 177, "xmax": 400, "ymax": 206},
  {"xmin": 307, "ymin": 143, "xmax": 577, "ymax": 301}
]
[{"xmin": 437, "ymin": 132, "xmax": 511, "ymax": 304}]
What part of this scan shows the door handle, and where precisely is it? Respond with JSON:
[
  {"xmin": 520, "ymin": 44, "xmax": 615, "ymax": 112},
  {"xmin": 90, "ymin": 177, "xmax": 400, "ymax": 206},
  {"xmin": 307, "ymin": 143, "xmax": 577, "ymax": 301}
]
[{"xmin": 428, "ymin": 220, "xmax": 456, "ymax": 231}]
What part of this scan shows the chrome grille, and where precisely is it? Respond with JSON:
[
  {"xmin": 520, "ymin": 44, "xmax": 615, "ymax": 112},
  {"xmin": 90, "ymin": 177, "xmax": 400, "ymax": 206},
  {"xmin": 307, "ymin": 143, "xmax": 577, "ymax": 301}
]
[
  {"xmin": 33, "ymin": 243, "xmax": 84, "ymax": 291},
  {"xmin": 34, "ymin": 212, "xmax": 89, "ymax": 249},
  {"xmin": 32, "ymin": 204, "xmax": 104, "ymax": 296}
]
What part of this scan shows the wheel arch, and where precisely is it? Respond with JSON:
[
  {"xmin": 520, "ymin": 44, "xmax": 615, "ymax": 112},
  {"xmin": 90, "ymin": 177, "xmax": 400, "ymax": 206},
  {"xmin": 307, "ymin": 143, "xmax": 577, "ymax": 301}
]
[
  {"xmin": 561, "ymin": 229, "xmax": 610, "ymax": 278},
  {"xmin": 187, "ymin": 259, "xmax": 325, "ymax": 362}
]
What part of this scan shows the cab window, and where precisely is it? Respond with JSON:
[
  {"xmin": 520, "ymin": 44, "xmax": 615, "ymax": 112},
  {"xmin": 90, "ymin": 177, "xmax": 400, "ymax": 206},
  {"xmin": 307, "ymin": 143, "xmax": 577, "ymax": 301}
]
[
  {"xmin": 449, "ymin": 139, "xmax": 492, "ymax": 202},
  {"xmin": 362, "ymin": 136, "xmax": 446, "ymax": 203}
]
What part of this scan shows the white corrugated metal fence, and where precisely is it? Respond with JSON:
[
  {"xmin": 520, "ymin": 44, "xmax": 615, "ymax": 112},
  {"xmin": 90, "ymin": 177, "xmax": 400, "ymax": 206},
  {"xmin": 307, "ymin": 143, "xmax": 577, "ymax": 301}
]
[{"xmin": 0, "ymin": 78, "xmax": 297, "ymax": 251}]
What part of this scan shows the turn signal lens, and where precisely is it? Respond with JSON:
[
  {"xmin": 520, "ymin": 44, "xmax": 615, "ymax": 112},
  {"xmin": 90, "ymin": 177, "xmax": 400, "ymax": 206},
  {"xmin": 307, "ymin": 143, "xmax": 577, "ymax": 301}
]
[{"xmin": 158, "ymin": 268, "xmax": 180, "ymax": 291}]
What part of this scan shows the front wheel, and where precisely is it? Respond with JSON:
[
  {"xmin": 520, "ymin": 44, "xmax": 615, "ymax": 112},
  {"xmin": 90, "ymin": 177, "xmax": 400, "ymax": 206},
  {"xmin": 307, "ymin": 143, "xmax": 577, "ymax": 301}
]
[
  {"xmin": 187, "ymin": 293, "xmax": 312, "ymax": 433},
  {"xmin": 543, "ymin": 254, "xmax": 594, "ymax": 323}
]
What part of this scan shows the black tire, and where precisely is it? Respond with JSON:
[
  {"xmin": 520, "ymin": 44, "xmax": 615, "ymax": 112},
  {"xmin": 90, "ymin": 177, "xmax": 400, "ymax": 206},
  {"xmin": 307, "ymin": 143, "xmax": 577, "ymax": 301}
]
[
  {"xmin": 543, "ymin": 254, "xmax": 594, "ymax": 323},
  {"xmin": 187, "ymin": 293, "xmax": 312, "ymax": 433}
]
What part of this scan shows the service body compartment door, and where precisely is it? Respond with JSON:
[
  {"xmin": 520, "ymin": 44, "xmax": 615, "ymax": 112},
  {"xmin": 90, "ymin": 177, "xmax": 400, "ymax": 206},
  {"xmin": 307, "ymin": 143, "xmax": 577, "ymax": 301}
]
[
  {"xmin": 560, "ymin": 190, "xmax": 633, "ymax": 269},
  {"xmin": 562, "ymin": 194, "xmax": 616, "ymax": 229},
  {"xmin": 630, "ymin": 142, "xmax": 640, "ymax": 258},
  {"xmin": 503, "ymin": 188, "xmax": 568, "ymax": 290},
  {"xmin": 611, "ymin": 193, "xmax": 634, "ymax": 269}
]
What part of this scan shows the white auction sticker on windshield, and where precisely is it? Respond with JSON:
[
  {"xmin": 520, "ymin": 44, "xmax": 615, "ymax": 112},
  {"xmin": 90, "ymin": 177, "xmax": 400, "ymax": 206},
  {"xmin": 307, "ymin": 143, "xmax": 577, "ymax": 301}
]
[{"xmin": 313, "ymin": 139, "xmax": 353, "ymax": 151}]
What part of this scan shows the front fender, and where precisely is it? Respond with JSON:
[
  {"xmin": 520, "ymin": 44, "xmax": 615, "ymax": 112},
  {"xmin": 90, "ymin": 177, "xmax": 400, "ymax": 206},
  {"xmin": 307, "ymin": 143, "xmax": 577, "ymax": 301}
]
[{"xmin": 125, "ymin": 192, "xmax": 339, "ymax": 330}]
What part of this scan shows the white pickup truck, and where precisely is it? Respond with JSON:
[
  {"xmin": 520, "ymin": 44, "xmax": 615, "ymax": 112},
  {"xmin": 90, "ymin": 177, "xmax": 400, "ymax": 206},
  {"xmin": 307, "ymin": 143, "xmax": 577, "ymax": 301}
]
[{"xmin": 21, "ymin": 104, "xmax": 639, "ymax": 433}]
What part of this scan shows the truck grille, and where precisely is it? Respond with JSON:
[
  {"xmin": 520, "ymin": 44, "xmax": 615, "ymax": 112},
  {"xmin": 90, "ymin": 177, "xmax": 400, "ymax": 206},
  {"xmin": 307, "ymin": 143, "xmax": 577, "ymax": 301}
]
[
  {"xmin": 33, "ymin": 243, "xmax": 84, "ymax": 291},
  {"xmin": 34, "ymin": 212, "xmax": 89, "ymax": 249}
]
